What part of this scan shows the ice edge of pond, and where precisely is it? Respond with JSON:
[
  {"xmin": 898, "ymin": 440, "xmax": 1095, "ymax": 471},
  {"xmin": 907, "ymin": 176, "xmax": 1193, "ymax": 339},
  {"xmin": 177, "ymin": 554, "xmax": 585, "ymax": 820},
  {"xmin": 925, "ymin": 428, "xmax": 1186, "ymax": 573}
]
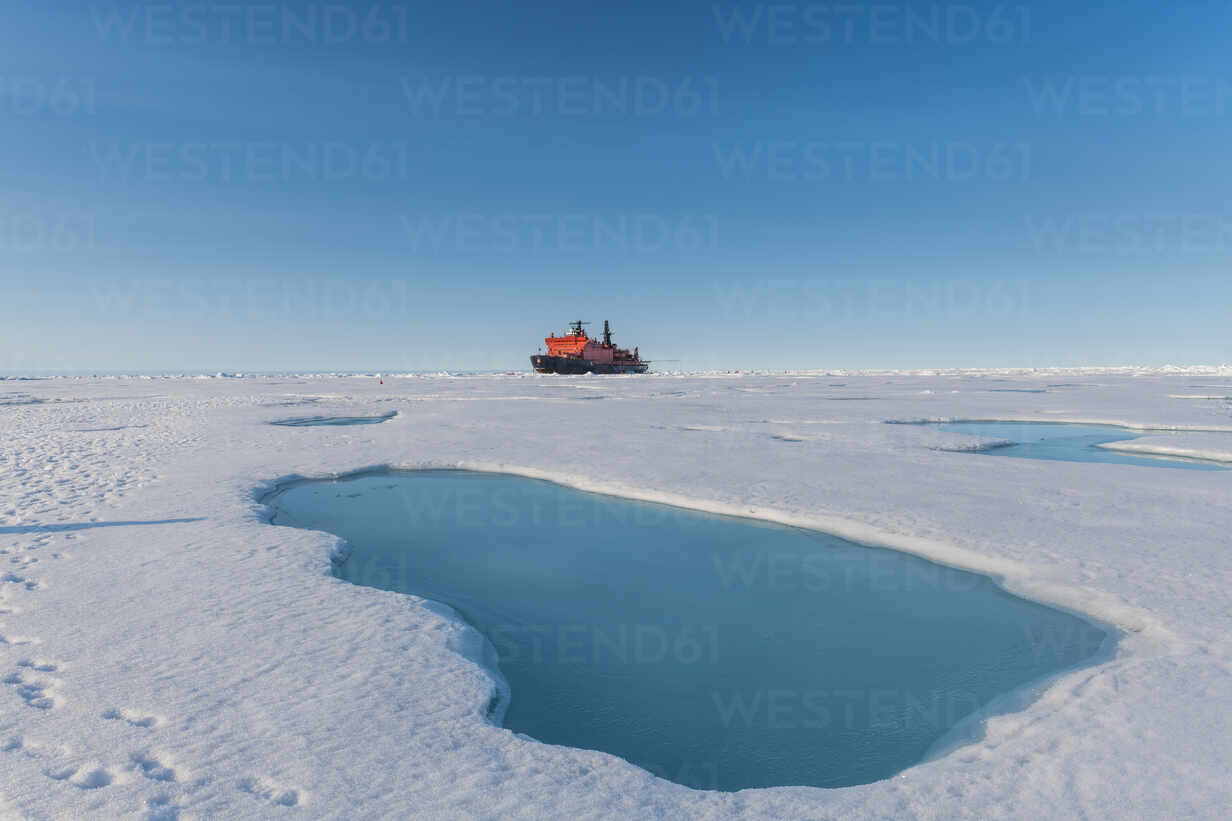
[
  {"xmin": 893, "ymin": 418, "xmax": 1232, "ymax": 466},
  {"xmin": 885, "ymin": 417, "xmax": 1232, "ymax": 433},
  {"xmin": 254, "ymin": 464, "xmax": 1147, "ymax": 792},
  {"xmin": 268, "ymin": 410, "xmax": 399, "ymax": 427}
]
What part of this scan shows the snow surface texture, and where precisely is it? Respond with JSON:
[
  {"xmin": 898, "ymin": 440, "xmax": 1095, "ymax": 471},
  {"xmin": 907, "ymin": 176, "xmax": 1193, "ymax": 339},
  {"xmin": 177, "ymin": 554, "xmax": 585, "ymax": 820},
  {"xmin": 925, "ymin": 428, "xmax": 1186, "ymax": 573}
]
[{"xmin": 1, "ymin": 370, "xmax": 1230, "ymax": 819}]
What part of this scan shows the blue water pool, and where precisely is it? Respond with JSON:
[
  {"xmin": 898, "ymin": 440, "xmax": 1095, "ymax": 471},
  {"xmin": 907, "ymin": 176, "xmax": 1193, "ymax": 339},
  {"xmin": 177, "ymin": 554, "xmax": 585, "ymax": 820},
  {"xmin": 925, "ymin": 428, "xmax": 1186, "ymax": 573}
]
[
  {"xmin": 264, "ymin": 470, "xmax": 1109, "ymax": 791},
  {"xmin": 930, "ymin": 421, "xmax": 1227, "ymax": 471}
]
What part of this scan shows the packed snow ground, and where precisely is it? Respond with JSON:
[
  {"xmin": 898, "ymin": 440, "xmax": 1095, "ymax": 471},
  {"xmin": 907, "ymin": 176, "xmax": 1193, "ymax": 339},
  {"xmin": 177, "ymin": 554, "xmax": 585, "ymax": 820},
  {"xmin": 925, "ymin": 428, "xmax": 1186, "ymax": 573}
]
[{"xmin": 1, "ymin": 370, "xmax": 1231, "ymax": 819}]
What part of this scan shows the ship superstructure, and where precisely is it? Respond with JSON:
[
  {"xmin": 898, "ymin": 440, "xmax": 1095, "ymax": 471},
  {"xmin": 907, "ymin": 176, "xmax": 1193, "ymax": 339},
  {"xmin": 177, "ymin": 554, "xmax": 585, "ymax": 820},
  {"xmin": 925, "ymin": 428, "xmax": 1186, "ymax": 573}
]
[{"xmin": 531, "ymin": 320, "xmax": 649, "ymax": 374}]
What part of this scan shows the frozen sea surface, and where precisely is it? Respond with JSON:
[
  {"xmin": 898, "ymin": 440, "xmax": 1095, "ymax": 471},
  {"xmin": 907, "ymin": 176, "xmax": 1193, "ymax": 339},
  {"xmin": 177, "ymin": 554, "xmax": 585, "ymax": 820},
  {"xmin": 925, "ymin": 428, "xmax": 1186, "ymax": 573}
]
[
  {"xmin": 0, "ymin": 369, "xmax": 1230, "ymax": 819},
  {"xmin": 267, "ymin": 470, "xmax": 1107, "ymax": 791}
]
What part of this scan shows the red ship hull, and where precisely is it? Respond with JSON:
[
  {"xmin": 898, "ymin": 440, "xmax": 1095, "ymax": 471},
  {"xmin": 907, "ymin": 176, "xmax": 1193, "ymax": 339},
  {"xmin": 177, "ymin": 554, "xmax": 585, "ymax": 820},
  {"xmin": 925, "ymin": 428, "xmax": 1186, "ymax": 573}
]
[{"xmin": 530, "ymin": 355, "xmax": 648, "ymax": 374}]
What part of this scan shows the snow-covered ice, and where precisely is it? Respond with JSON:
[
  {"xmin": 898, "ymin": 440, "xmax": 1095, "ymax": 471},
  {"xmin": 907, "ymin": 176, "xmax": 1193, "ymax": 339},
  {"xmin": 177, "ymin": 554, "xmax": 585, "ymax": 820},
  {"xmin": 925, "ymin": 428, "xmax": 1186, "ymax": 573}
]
[
  {"xmin": 1, "ymin": 370, "xmax": 1230, "ymax": 818},
  {"xmin": 1096, "ymin": 433, "xmax": 1232, "ymax": 465}
]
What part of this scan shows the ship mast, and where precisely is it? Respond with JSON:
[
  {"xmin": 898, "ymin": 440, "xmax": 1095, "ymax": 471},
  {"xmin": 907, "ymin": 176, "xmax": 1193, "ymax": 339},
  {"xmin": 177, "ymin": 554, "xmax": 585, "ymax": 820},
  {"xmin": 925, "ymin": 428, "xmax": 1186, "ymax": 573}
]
[{"xmin": 602, "ymin": 320, "xmax": 612, "ymax": 346}]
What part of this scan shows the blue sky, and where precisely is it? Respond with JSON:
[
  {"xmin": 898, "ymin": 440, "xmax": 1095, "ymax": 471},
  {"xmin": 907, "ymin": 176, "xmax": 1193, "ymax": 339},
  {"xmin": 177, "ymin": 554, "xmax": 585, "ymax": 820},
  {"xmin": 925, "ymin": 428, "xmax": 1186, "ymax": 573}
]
[{"xmin": 2, "ymin": 0, "xmax": 1230, "ymax": 372}]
